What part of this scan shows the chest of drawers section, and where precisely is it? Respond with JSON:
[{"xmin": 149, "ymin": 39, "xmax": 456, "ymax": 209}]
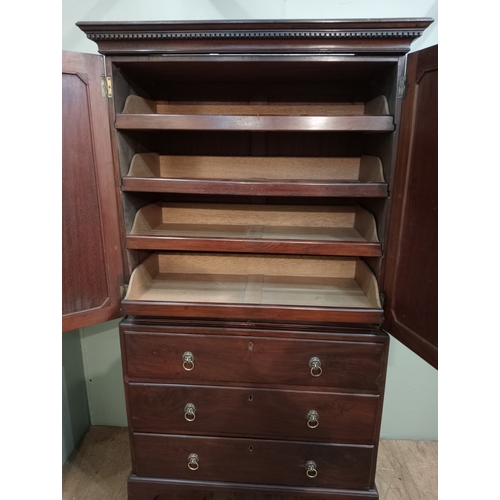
[{"xmin": 121, "ymin": 320, "xmax": 388, "ymax": 498}]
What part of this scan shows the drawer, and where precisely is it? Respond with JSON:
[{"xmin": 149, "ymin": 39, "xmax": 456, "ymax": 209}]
[
  {"xmin": 123, "ymin": 332, "xmax": 385, "ymax": 391},
  {"xmin": 128, "ymin": 383, "xmax": 380, "ymax": 444},
  {"xmin": 132, "ymin": 433, "xmax": 374, "ymax": 490}
]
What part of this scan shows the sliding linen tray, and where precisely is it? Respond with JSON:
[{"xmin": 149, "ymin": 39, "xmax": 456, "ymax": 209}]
[
  {"xmin": 122, "ymin": 253, "xmax": 383, "ymax": 323},
  {"xmin": 122, "ymin": 154, "xmax": 387, "ymax": 197},
  {"xmin": 115, "ymin": 95, "xmax": 394, "ymax": 132},
  {"xmin": 127, "ymin": 203, "xmax": 381, "ymax": 256}
]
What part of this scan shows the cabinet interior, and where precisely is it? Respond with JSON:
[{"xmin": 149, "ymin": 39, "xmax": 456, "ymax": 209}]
[{"xmin": 111, "ymin": 56, "xmax": 400, "ymax": 316}]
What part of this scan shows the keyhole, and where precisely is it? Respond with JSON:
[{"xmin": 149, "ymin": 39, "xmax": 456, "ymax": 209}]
[
  {"xmin": 248, "ymin": 394, "xmax": 253, "ymax": 402},
  {"xmin": 249, "ymin": 445, "xmax": 253, "ymax": 452}
]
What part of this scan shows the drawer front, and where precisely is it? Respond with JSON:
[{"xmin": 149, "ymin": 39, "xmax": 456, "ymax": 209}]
[
  {"xmin": 123, "ymin": 332, "xmax": 385, "ymax": 391},
  {"xmin": 128, "ymin": 383, "xmax": 379, "ymax": 444},
  {"xmin": 132, "ymin": 433, "xmax": 374, "ymax": 490}
]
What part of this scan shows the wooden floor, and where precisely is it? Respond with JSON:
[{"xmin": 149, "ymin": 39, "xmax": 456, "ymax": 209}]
[{"xmin": 62, "ymin": 427, "xmax": 437, "ymax": 500}]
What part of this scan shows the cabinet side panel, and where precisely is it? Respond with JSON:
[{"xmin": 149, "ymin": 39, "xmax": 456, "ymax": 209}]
[
  {"xmin": 383, "ymin": 45, "xmax": 438, "ymax": 368},
  {"xmin": 62, "ymin": 51, "xmax": 123, "ymax": 332}
]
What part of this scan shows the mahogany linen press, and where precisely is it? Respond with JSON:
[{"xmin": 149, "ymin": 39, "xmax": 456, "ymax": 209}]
[{"xmin": 62, "ymin": 18, "xmax": 437, "ymax": 500}]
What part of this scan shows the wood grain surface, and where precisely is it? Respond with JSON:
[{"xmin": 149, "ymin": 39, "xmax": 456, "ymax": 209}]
[{"xmin": 122, "ymin": 331, "xmax": 387, "ymax": 392}]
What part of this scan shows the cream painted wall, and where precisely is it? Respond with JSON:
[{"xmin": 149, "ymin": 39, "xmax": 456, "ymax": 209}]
[{"xmin": 62, "ymin": 0, "xmax": 438, "ymax": 441}]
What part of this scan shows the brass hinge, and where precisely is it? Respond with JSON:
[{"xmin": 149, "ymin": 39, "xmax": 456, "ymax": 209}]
[
  {"xmin": 397, "ymin": 75, "xmax": 407, "ymax": 100},
  {"xmin": 120, "ymin": 284, "xmax": 129, "ymax": 299},
  {"xmin": 101, "ymin": 76, "xmax": 112, "ymax": 98}
]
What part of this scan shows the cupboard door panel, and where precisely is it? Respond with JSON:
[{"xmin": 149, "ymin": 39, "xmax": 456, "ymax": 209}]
[
  {"xmin": 62, "ymin": 51, "xmax": 123, "ymax": 332},
  {"xmin": 383, "ymin": 45, "xmax": 438, "ymax": 368}
]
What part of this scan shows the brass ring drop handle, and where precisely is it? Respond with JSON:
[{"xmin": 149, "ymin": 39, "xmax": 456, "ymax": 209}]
[
  {"xmin": 182, "ymin": 351, "xmax": 195, "ymax": 371},
  {"xmin": 307, "ymin": 410, "xmax": 319, "ymax": 429},
  {"xmin": 309, "ymin": 357, "xmax": 322, "ymax": 377},
  {"xmin": 184, "ymin": 403, "xmax": 196, "ymax": 422},
  {"xmin": 188, "ymin": 453, "xmax": 199, "ymax": 471},
  {"xmin": 305, "ymin": 460, "xmax": 318, "ymax": 478}
]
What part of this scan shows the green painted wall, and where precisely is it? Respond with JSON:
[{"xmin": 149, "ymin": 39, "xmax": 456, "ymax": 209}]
[
  {"xmin": 62, "ymin": 329, "xmax": 90, "ymax": 463},
  {"xmin": 381, "ymin": 336, "xmax": 438, "ymax": 440},
  {"xmin": 81, "ymin": 319, "xmax": 127, "ymax": 426}
]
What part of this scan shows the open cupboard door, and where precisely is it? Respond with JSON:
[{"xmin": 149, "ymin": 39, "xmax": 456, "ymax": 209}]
[
  {"xmin": 383, "ymin": 45, "xmax": 438, "ymax": 368},
  {"xmin": 62, "ymin": 51, "xmax": 123, "ymax": 332}
]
